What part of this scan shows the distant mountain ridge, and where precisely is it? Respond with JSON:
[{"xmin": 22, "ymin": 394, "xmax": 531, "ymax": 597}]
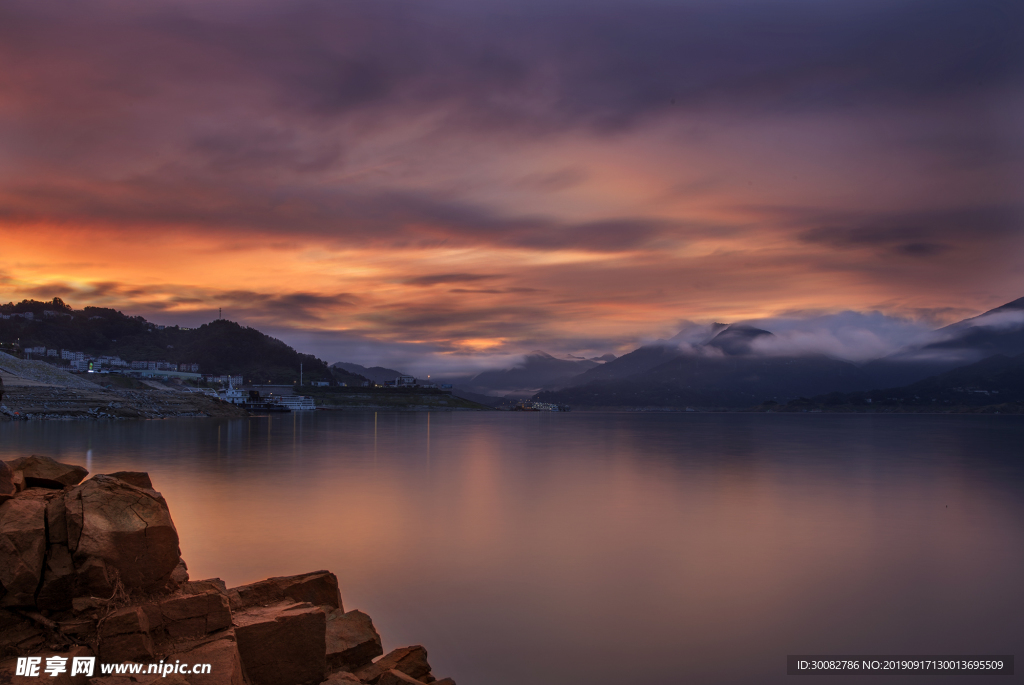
[
  {"xmin": 537, "ymin": 353, "xmax": 870, "ymax": 408},
  {"xmin": 537, "ymin": 298, "xmax": 1024, "ymax": 408},
  {"xmin": 332, "ymin": 362, "xmax": 409, "ymax": 383},
  {"xmin": 9, "ymin": 294, "xmax": 1024, "ymax": 410},
  {"xmin": 462, "ymin": 351, "xmax": 602, "ymax": 395},
  {"xmin": 862, "ymin": 297, "xmax": 1024, "ymax": 388},
  {"xmin": 813, "ymin": 351, "xmax": 1024, "ymax": 409}
]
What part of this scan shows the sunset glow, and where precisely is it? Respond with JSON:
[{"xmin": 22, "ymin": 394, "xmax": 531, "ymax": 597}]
[{"xmin": 1, "ymin": 0, "xmax": 1021, "ymax": 369}]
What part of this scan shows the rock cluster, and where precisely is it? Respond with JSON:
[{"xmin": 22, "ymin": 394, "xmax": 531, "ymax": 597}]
[{"xmin": 0, "ymin": 456, "xmax": 456, "ymax": 685}]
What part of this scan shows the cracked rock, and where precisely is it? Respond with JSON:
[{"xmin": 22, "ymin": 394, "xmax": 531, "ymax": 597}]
[{"xmin": 65, "ymin": 474, "xmax": 182, "ymax": 595}]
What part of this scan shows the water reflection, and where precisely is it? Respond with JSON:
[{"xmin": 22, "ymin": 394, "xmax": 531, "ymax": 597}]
[{"xmin": 1, "ymin": 413, "xmax": 1022, "ymax": 685}]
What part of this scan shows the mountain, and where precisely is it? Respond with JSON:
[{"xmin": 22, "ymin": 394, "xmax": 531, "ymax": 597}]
[
  {"xmin": 543, "ymin": 299, "xmax": 1024, "ymax": 408},
  {"xmin": 0, "ymin": 298, "xmax": 333, "ymax": 384},
  {"xmin": 862, "ymin": 297, "xmax": 1024, "ymax": 387},
  {"xmin": 538, "ymin": 353, "xmax": 870, "ymax": 408},
  {"xmin": 538, "ymin": 322, "xmax": 871, "ymax": 408},
  {"xmin": 447, "ymin": 387, "xmax": 507, "ymax": 408},
  {"xmin": 564, "ymin": 324, "xmax": 775, "ymax": 388},
  {"xmin": 464, "ymin": 351, "xmax": 600, "ymax": 394},
  {"xmin": 568, "ymin": 343, "xmax": 685, "ymax": 383},
  {"xmin": 704, "ymin": 324, "xmax": 773, "ymax": 355},
  {"xmin": 332, "ymin": 362, "xmax": 408, "ymax": 384},
  {"xmin": 815, "ymin": 352, "xmax": 1024, "ymax": 409}
]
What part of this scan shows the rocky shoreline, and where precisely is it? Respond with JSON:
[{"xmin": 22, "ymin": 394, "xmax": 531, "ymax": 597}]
[
  {"xmin": 0, "ymin": 456, "xmax": 456, "ymax": 685},
  {"xmin": 0, "ymin": 378, "xmax": 249, "ymax": 422}
]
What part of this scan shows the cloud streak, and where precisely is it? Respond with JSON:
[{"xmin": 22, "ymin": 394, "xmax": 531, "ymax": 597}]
[{"xmin": 0, "ymin": 0, "xmax": 1021, "ymax": 370}]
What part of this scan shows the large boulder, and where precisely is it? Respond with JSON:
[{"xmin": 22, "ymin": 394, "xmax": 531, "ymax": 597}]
[
  {"xmin": 153, "ymin": 590, "xmax": 232, "ymax": 641},
  {"xmin": 0, "ymin": 493, "xmax": 49, "ymax": 606},
  {"xmin": 229, "ymin": 571, "xmax": 343, "ymax": 612},
  {"xmin": 64, "ymin": 475, "xmax": 182, "ymax": 595},
  {"xmin": 326, "ymin": 609, "xmax": 383, "ymax": 671},
  {"xmin": 353, "ymin": 647, "xmax": 432, "ymax": 684},
  {"xmin": 106, "ymin": 471, "xmax": 153, "ymax": 489},
  {"xmin": 36, "ymin": 542, "xmax": 78, "ymax": 611},
  {"xmin": 98, "ymin": 606, "xmax": 154, "ymax": 663},
  {"xmin": 168, "ymin": 636, "xmax": 246, "ymax": 685},
  {"xmin": 234, "ymin": 602, "xmax": 327, "ymax": 685},
  {"xmin": 6, "ymin": 455, "xmax": 88, "ymax": 489},
  {"xmin": 37, "ymin": 494, "xmax": 78, "ymax": 610},
  {"xmin": 100, "ymin": 606, "xmax": 149, "ymax": 636},
  {"xmin": 0, "ymin": 461, "xmax": 15, "ymax": 504}
]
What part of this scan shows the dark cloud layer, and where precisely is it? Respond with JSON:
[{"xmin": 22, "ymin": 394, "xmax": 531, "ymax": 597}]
[
  {"xmin": 2, "ymin": 0, "xmax": 1021, "ymax": 234},
  {"xmin": 1, "ymin": 0, "xmax": 1022, "ymax": 369},
  {"xmin": 3, "ymin": 0, "xmax": 1021, "ymax": 156},
  {"xmin": 794, "ymin": 205, "xmax": 1023, "ymax": 257},
  {"xmin": 9, "ymin": 0, "xmax": 1018, "ymax": 124}
]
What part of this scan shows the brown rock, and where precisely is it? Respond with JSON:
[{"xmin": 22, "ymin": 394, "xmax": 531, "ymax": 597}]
[
  {"xmin": 326, "ymin": 609, "xmax": 383, "ymax": 671},
  {"xmin": 58, "ymin": 618, "xmax": 96, "ymax": 636},
  {"xmin": 0, "ymin": 494, "xmax": 48, "ymax": 606},
  {"xmin": 157, "ymin": 591, "xmax": 232, "ymax": 640},
  {"xmin": 99, "ymin": 631, "xmax": 155, "ymax": 663},
  {"xmin": 37, "ymin": 543, "xmax": 79, "ymax": 611},
  {"xmin": 230, "ymin": 571, "xmax": 343, "ymax": 611},
  {"xmin": 65, "ymin": 475, "xmax": 181, "ymax": 594},
  {"xmin": 169, "ymin": 636, "xmax": 245, "ymax": 685},
  {"xmin": 72, "ymin": 596, "xmax": 106, "ymax": 613},
  {"xmin": 0, "ymin": 608, "xmax": 46, "ymax": 654},
  {"xmin": 139, "ymin": 601, "xmax": 163, "ymax": 633},
  {"xmin": 99, "ymin": 606, "xmax": 149, "ymax": 637},
  {"xmin": 106, "ymin": 471, "xmax": 153, "ymax": 489},
  {"xmin": 169, "ymin": 560, "xmax": 190, "ymax": 586},
  {"xmin": 321, "ymin": 673, "xmax": 362, "ymax": 684},
  {"xmin": 47, "ymin": 494, "xmax": 69, "ymax": 544},
  {"xmin": 0, "ymin": 461, "xmax": 15, "ymax": 504},
  {"xmin": 182, "ymin": 578, "xmax": 227, "ymax": 596},
  {"xmin": 433, "ymin": 679, "xmax": 456, "ymax": 685},
  {"xmin": 378, "ymin": 671, "xmax": 427, "ymax": 685},
  {"xmin": 32, "ymin": 491, "xmax": 80, "ymax": 610},
  {"xmin": 353, "ymin": 646, "xmax": 432, "ymax": 684},
  {"xmin": 234, "ymin": 602, "xmax": 327, "ymax": 685},
  {"xmin": 6, "ymin": 455, "xmax": 88, "ymax": 489}
]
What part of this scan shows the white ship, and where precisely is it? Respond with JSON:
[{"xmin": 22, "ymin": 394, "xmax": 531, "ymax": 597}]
[
  {"xmin": 218, "ymin": 382, "xmax": 249, "ymax": 405},
  {"xmin": 273, "ymin": 395, "xmax": 317, "ymax": 411}
]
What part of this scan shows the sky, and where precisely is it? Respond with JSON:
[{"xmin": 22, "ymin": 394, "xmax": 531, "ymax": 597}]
[{"xmin": 1, "ymin": 0, "xmax": 1022, "ymax": 372}]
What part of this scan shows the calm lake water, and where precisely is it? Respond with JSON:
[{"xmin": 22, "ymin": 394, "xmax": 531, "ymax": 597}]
[{"xmin": 2, "ymin": 413, "xmax": 1022, "ymax": 684}]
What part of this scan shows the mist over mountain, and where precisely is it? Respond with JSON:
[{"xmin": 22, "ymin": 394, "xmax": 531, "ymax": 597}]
[
  {"xmin": 323, "ymin": 298, "xmax": 1024, "ymax": 408},
  {"xmin": 862, "ymin": 297, "xmax": 1024, "ymax": 387},
  {"xmin": 461, "ymin": 351, "xmax": 602, "ymax": 396},
  {"xmin": 535, "ymin": 298, "xmax": 1024, "ymax": 408},
  {"xmin": 538, "ymin": 323, "xmax": 871, "ymax": 407},
  {"xmin": 12, "ymin": 293, "xmax": 1024, "ymax": 410}
]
